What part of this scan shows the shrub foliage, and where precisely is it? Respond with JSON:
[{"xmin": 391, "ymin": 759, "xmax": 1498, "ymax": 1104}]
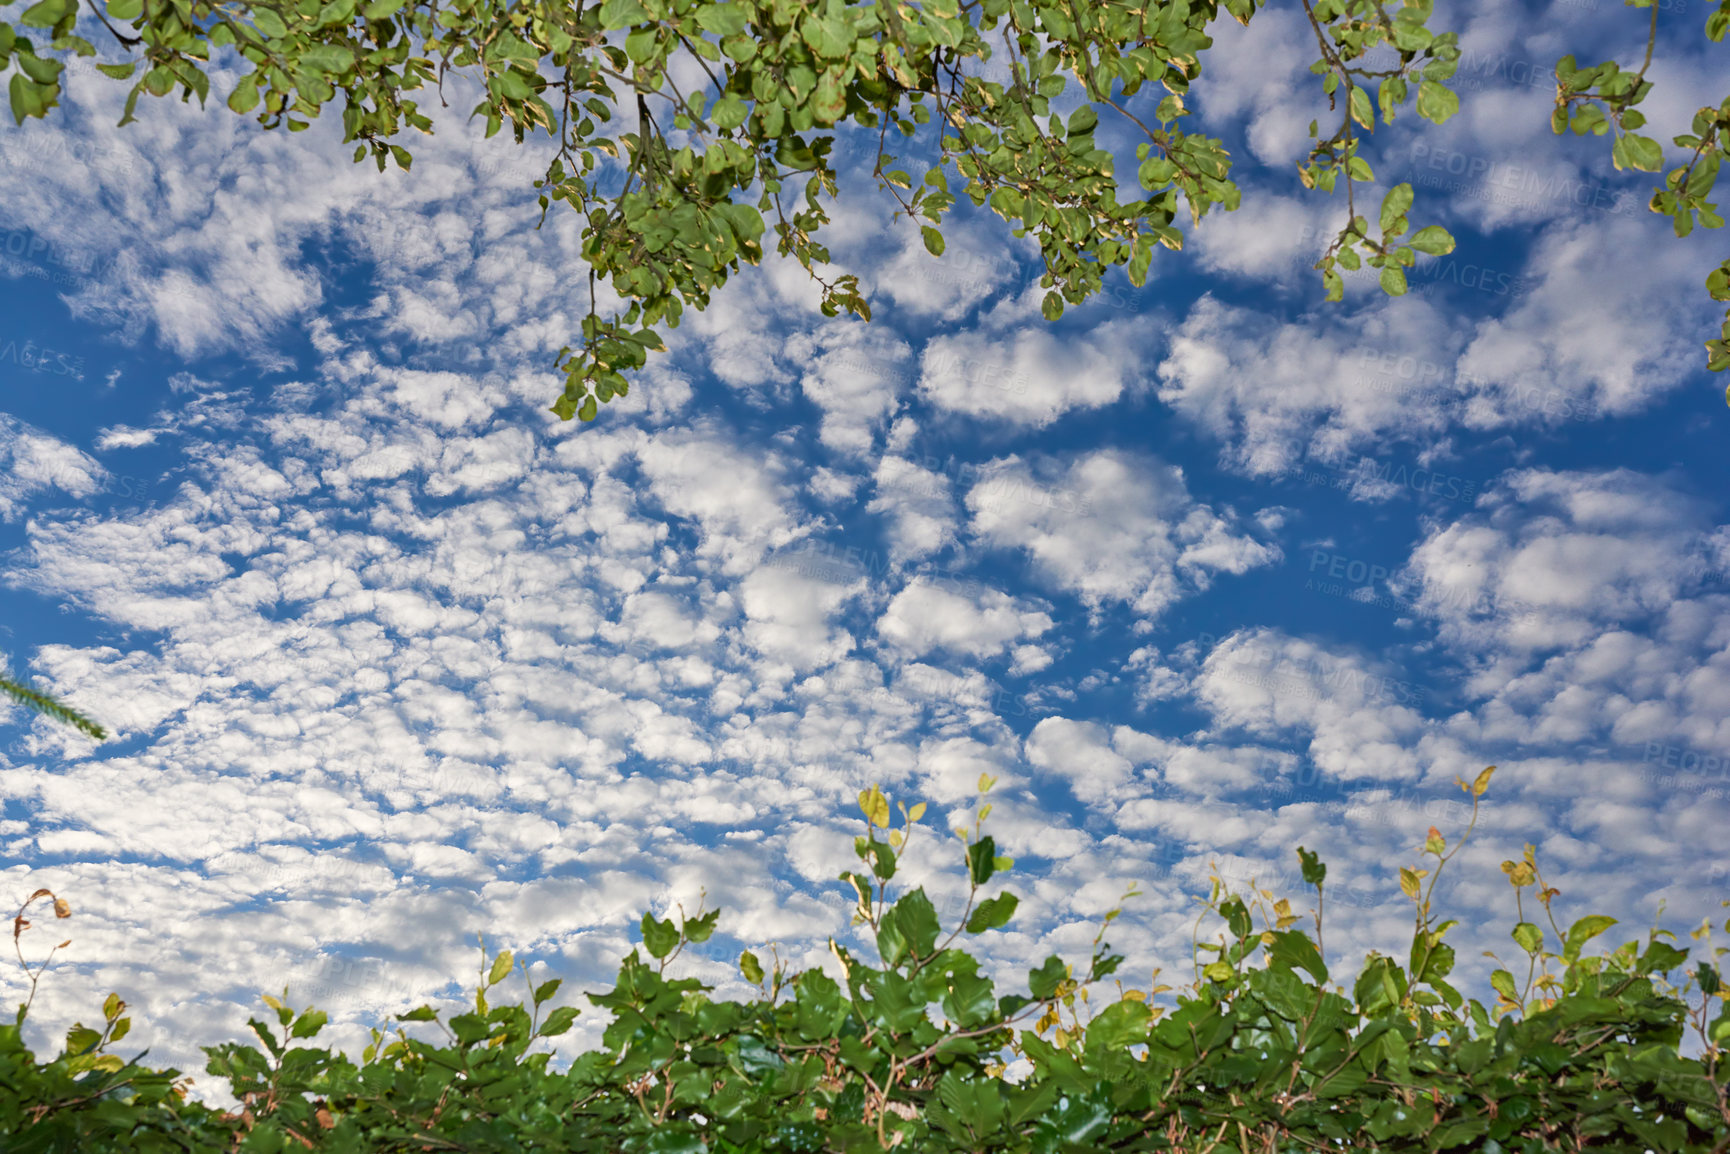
[{"xmin": 5, "ymin": 769, "xmax": 1729, "ymax": 1152}]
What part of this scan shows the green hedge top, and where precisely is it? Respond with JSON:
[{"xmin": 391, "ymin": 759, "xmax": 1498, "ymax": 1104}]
[{"xmin": 5, "ymin": 768, "xmax": 1729, "ymax": 1152}]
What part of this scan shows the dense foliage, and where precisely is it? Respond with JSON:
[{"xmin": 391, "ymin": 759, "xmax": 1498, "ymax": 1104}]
[
  {"xmin": 1, "ymin": 0, "xmax": 1728, "ymax": 418},
  {"xmin": 5, "ymin": 769, "xmax": 1729, "ymax": 1152}
]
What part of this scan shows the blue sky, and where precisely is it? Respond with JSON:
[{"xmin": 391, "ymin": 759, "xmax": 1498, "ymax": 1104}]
[{"xmin": 4, "ymin": 0, "xmax": 1730, "ymax": 1100}]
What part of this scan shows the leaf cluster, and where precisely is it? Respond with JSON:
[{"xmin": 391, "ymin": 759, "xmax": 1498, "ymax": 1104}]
[
  {"xmin": 6, "ymin": 770, "xmax": 1730, "ymax": 1151},
  {"xmin": 5, "ymin": 0, "xmax": 1730, "ymax": 402}
]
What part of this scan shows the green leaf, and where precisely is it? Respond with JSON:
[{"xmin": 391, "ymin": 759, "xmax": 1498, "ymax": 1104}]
[
  {"xmin": 18, "ymin": 0, "xmax": 75, "ymax": 29},
  {"xmin": 104, "ymin": 0, "xmax": 142, "ymax": 17},
  {"xmin": 1029, "ymin": 955, "xmax": 1068, "ymax": 999},
  {"xmin": 1220, "ymin": 896, "xmax": 1252, "ymax": 940},
  {"xmin": 801, "ymin": 14, "xmax": 850, "ymax": 60},
  {"xmin": 965, "ymin": 892, "xmax": 1018, "ymax": 934},
  {"xmin": 1248, "ymin": 965, "xmax": 1317, "ymax": 1021},
  {"xmin": 539, "ymin": 1005, "xmax": 579, "ymax": 1036},
  {"xmin": 1416, "ymin": 79, "xmax": 1458, "ymax": 124},
  {"xmin": 890, "ymin": 888, "xmax": 940, "ymax": 959},
  {"xmin": 251, "ymin": 7, "xmax": 287, "ymax": 36},
  {"xmin": 1563, "ymin": 915, "xmax": 1617, "ymax": 962},
  {"xmin": 1407, "ymin": 225, "xmax": 1454, "ymax": 255},
  {"xmin": 1269, "ymin": 930, "xmax": 1329, "ymax": 984},
  {"xmin": 1355, "ymin": 956, "xmax": 1407, "ymax": 1016},
  {"xmin": 967, "ymin": 837, "xmax": 998, "ymax": 886},
  {"xmin": 921, "ymin": 225, "xmax": 945, "ymax": 256},
  {"xmin": 875, "ymin": 914, "xmax": 908, "ymax": 968},
  {"xmin": 732, "ymin": 1034, "xmax": 785, "ymax": 1079},
  {"xmin": 1489, "ymin": 969, "xmax": 1518, "ymax": 1001},
  {"xmin": 9, "ymin": 73, "xmax": 53, "ymax": 123},
  {"xmin": 16, "ymin": 49, "xmax": 61, "ymax": 85},
  {"xmin": 1041, "ymin": 291, "xmax": 1063, "ymax": 322},
  {"xmin": 935, "ymin": 1068, "xmax": 1006, "ymax": 1137},
  {"xmin": 1349, "ymin": 85, "xmax": 1373, "ymax": 130},
  {"xmin": 298, "ymin": 43, "xmax": 352, "ymax": 75},
  {"xmin": 1621, "ymin": 133, "xmax": 1663, "ymax": 172},
  {"xmin": 710, "ymin": 91, "xmax": 747, "ymax": 129},
  {"xmin": 1297, "ymin": 847, "xmax": 1327, "ymax": 887},
  {"xmin": 599, "ymin": 0, "xmax": 649, "ymax": 28},
  {"xmin": 811, "ymin": 71, "xmax": 845, "ymax": 122},
  {"xmin": 1379, "ymin": 183, "xmax": 1413, "ymax": 233},
  {"xmin": 1380, "ymin": 265, "xmax": 1407, "ymax": 296},
  {"xmin": 625, "ymin": 27, "xmax": 658, "ymax": 64},
  {"xmin": 227, "ymin": 74, "xmax": 260, "ymax": 114},
  {"xmin": 941, "ymin": 971, "xmax": 997, "ymax": 1028},
  {"xmin": 1083, "ymin": 999, "xmax": 1151, "ymax": 1051},
  {"xmin": 1512, "ymin": 922, "xmax": 1544, "ymax": 954},
  {"xmin": 642, "ymin": 913, "xmax": 680, "ymax": 959},
  {"xmin": 95, "ymin": 61, "xmax": 137, "ymax": 80},
  {"xmin": 64, "ymin": 1025, "xmax": 101, "ymax": 1055},
  {"xmin": 289, "ymin": 1009, "xmax": 328, "ymax": 1039},
  {"xmin": 685, "ymin": 908, "xmax": 719, "ymax": 943},
  {"xmin": 1639, "ymin": 941, "xmax": 1690, "ymax": 975},
  {"xmin": 695, "ymin": 2, "xmax": 747, "ymax": 36},
  {"xmin": 860, "ymin": 837, "xmax": 896, "ymax": 881},
  {"xmin": 740, "ymin": 950, "xmax": 765, "ymax": 985}
]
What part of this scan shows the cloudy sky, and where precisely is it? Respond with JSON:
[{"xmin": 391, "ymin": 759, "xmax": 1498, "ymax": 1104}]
[{"xmin": 3, "ymin": 0, "xmax": 1729, "ymax": 1100}]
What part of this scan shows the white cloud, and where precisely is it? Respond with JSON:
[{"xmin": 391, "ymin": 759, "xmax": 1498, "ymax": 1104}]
[
  {"xmin": 736, "ymin": 564, "xmax": 861, "ymax": 674},
  {"xmin": 785, "ymin": 326, "xmax": 913, "ymax": 457},
  {"xmin": 1024, "ymin": 718, "xmax": 1136, "ymax": 805},
  {"xmin": 865, "ymin": 455, "xmax": 960, "ymax": 565},
  {"xmin": 1456, "ymin": 214, "xmax": 1717, "ymax": 425},
  {"xmin": 917, "ymin": 318, "xmax": 1152, "ymax": 426},
  {"xmin": 1191, "ymin": 629, "xmax": 1429, "ymax": 784},
  {"xmin": 1190, "ymin": 7, "xmax": 1323, "ymax": 166},
  {"xmin": 875, "ymin": 581, "xmax": 1053, "ymax": 662},
  {"xmin": 966, "ymin": 448, "xmax": 1279, "ymax": 619},
  {"xmin": 1192, "ymin": 191, "xmax": 1333, "ymax": 284},
  {"xmin": 636, "ymin": 431, "xmax": 804, "ymax": 575},
  {"xmin": 1155, "ymin": 294, "xmax": 1462, "ymax": 479},
  {"xmin": 0, "ymin": 415, "xmax": 105, "ymax": 520}
]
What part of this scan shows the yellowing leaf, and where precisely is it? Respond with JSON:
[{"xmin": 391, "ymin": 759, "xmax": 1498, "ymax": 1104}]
[
  {"xmin": 858, "ymin": 784, "xmax": 890, "ymax": 828},
  {"xmin": 907, "ymin": 802, "xmax": 926, "ymax": 823},
  {"xmin": 1471, "ymin": 765, "xmax": 1495, "ymax": 797},
  {"xmin": 1501, "ymin": 860, "xmax": 1536, "ymax": 887}
]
